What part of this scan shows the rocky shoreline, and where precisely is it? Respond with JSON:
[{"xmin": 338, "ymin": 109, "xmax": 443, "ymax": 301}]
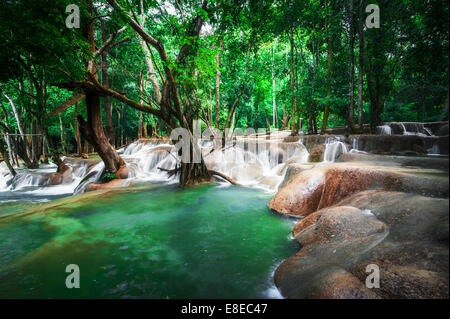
[{"xmin": 269, "ymin": 153, "xmax": 449, "ymax": 299}]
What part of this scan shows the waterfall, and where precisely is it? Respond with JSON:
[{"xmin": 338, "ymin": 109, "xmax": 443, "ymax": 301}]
[
  {"xmin": 381, "ymin": 122, "xmax": 435, "ymax": 137},
  {"xmin": 323, "ymin": 138, "xmax": 348, "ymax": 162},
  {"xmin": 1, "ymin": 137, "xmax": 310, "ymax": 199},
  {"xmin": 118, "ymin": 138, "xmax": 310, "ymax": 192},
  {"xmin": 377, "ymin": 125, "xmax": 392, "ymax": 135}
]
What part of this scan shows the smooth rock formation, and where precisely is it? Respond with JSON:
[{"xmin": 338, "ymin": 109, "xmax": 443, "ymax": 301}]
[
  {"xmin": 269, "ymin": 158, "xmax": 449, "ymax": 217},
  {"xmin": 271, "ymin": 154, "xmax": 449, "ymax": 299}
]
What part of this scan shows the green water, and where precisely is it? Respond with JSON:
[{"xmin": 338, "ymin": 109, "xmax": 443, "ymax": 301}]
[{"xmin": 0, "ymin": 184, "xmax": 298, "ymax": 298}]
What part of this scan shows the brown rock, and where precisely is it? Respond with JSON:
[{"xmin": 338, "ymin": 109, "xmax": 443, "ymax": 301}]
[
  {"xmin": 116, "ymin": 165, "xmax": 129, "ymax": 179},
  {"xmin": 268, "ymin": 168, "xmax": 325, "ymax": 216},
  {"xmin": 314, "ymin": 269, "xmax": 380, "ymax": 299},
  {"xmin": 85, "ymin": 179, "xmax": 133, "ymax": 191},
  {"xmin": 308, "ymin": 144, "xmax": 325, "ymax": 162}
]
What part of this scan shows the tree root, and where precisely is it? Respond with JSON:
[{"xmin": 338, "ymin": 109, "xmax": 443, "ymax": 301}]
[{"xmin": 157, "ymin": 166, "xmax": 240, "ymax": 185}]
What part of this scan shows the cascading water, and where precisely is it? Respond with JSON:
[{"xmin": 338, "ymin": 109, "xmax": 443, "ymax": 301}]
[
  {"xmin": 119, "ymin": 138, "xmax": 310, "ymax": 192},
  {"xmin": 1, "ymin": 135, "xmax": 311, "ymax": 201},
  {"xmin": 323, "ymin": 137, "xmax": 348, "ymax": 162},
  {"xmin": 0, "ymin": 160, "xmax": 96, "ymax": 203},
  {"xmin": 377, "ymin": 125, "xmax": 392, "ymax": 135}
]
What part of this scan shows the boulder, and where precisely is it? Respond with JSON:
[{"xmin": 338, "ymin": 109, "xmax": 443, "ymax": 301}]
[
  {"xmin": 116, "ymin": 165, "xmax": 129, "ymax": 179},
  {"xmin": 437, "ymin": 123, "xmax": 449, "ymax": 136},
  {"xmin": 268, "ymin": 168, "xmax": 326, "ymax": 216},
  {"xmin": 275, "ymin": 189, "xmax": 449, "ymax": 299},
  {"xmin": 269, "ymin": 162, "xmax": 448, "ymax": 217},
  {"xmin": 308, "ymin": 144, "xmax": 325, "ymax": 162},
  {"xmin": 85, "ymin": 178, "xmax": 133, "ymax": 191}
]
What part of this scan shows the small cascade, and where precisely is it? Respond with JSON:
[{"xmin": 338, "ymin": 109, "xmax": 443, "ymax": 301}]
[
  {"xmin": 119, "ymin": 141, "xmax": 179, "ymax": 183},
  {"xmin": 377, "ymin": 125, "xmax": 392, "ymax": 135},
  {"xmin": 323, "ymin": 137, "xmax": 348, "ymax": 162},
  {"xmin": 2, "ymin": 137, "xmax": 310, "ymax": 199},
  {"xmin": 348, "ymin": 137, "xmax": 367, "ymax": 154},
  {"xmin": 381, "ymin": 122, "xmax": 435, "ymax": 137},
  {"xmin": 118, "ymin": 138, "xmax": 310, "ymax": 192}
]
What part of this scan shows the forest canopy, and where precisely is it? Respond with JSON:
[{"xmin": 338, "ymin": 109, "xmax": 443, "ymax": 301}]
[{"xmin": 0, "ymin": 0, "xmax": 448, "ymax": 181}]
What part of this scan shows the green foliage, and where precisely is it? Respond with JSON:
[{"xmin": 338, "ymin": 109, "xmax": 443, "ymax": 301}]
[
  {"xmin": 100, "ymin": 172, "xmax": 116, "ymax": 183},
  {"xmin": 0, "ymin": 0, "xmax": 448, "ymax": 157}
]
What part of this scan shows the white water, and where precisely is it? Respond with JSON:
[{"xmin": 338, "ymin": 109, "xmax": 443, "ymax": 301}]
[
  {"xmin": 377, "ymin": 125, "xmax": 392, "ymax": 135},
  {"xmin": 323, "ymin": 137, "xmax": 349, "ymax": 162},
  {"xmin": 119, "ymin": 138, "xmax": 310, "ymax": 192},
  {"xmin": 0, "ymin": 138, "xmax": 310, "ymax": 202}
]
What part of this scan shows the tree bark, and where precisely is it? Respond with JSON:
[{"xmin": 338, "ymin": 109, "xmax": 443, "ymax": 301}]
[
  {"xmin": 347, "ymin": 0, "xmax": 356, "ymax": 133},
  {"xmin": 74, "ymin": 102, "xmax": 82, "ymax": 156},
  {"xmin": 139, "ymin": 0, "xmax": 162, "ymax": 104},
  {"xmin": 59, "ymin": 113, "xmax": 66, "ymax": 154},
  {"xmin": 215, "ymin": 41, "xmax": 222, "ymax": 129},
  {"xmin": 98, "ymin": 11, "xmax": 116, "ymax": 146},
  {"xmin": 78, "ymin": 92, "xmax": 124, "ymax": 174},
  {"xmin": 0, "ymin": 142, "xmax": 16, "ymax": 176},
  {"xmin": 321, "ymin": 29, "xmax": 333, "ymax": 133},
  {"xmin": 289, "ymin": 29, "xmax": 296, "ymax": 135},
  {"xmin": 77, "ymin": 0, "xmax": 124, "ymax": 175},
  {"xmin": 2, "ymin": 91, "xmax": 31, "ymax": 160},
  {"xmin": 357, "ymin": 0, "xmax": 365, "ymax": 131},
  {"xmin": 272, "ymin": 44, "xmax": 277, "ymax": 127},
  {"xmin": 438, "ymin": 89, "xmax": 449, "ymax": 120}
]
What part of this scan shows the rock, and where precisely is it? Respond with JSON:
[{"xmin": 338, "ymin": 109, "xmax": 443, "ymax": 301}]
[
  {"xmin": 283, "ymin": 135, "xmax": 301, "ymax": 143},
  {"xmin": 437, "ymin": 123, "xmax": 449, "ymax": 136},
  {"xmin": 278, "ymin": 163, "xmax": 314, "ymax": 188},
  {"xmin": 268, "ymin": 168, "xmax": 326, "ymax": 216},
  {"xmin": 308, "ymin": 144, "xmax": 325, "ymax": 162},
  {"xmin": 312, "ymin": 269, "xmax": 380, "ymax": 299},
  {"xmin": 338, "ymin": 153, "xmax": 449, "ymax": 170},
  {"xmin": 44, "ymin": 166, "xmax": 73, "ymax": 185},
  {"xmin": 424, "ymin": 121, "xmax": 449, "ymax": 136},
  {"xmin": 116, "ymin": 165, "xmax": 129, "ymax": 179},
  {"xmin": 275, "ymin": 189, "xmax": 449, "ymax": 299},
  {"xmin": 292, "ymin": 206, "xmax": 387, "ymax": 246},
  {"xmin": 257, "ymin": 175, "xmax": 283, "ymax": 189},
  {"xmin": 269, "ymin": 161, "xmax": 449, "ymax": 217},
  {"xmin": 355, "ymin": 135, "xmax": 426, "ymax": 154},
  {"xmin": 85, "ymin": 179, "xmax": 133, "ymax": 191}
]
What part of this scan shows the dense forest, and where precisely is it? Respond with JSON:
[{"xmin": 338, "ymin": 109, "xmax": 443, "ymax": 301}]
[{"xmin": 0, "ymin": 0, "xmax": 448, "ymax": 184}]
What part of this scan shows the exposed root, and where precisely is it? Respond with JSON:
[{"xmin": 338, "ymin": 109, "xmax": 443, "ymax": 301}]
[
  {"xmin": 208, "ymin": 170, "xmax": 240, "ymax": 185},
  {"xmin": 157, "ymin": 166, "xmax": 240, "ymax": 185}
]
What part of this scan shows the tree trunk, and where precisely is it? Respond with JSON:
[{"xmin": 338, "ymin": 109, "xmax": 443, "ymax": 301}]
[
  {"xmin": 438, "ymin": 89, "xmax": 449, "ymax": 120},
  {"xmin": 289, "ymin": 29, "xmax": 296, "ymax": 135},
  {"xmin": 357, "ymin": 0, "xmax": 365, "ymax": 130},
  {"xmin": 77, "ymin": 1, "xmax": 124, "ymax": 175},
  {"xmin": 321, "ymin": 37, "xmax": 333, "ymax": 134},
  {"xmin": 42, "ymin": 135, "xmax": 49, "ymax": 164},
  {"xmin": 58, "ymin": 113, "xmax": 67, "ymax": 154},
  {"xmin": 0, "ymin": 142, "xmax": 16, "ymax": 176},
  {"xmin": 138, "ymin": 71, "xmax": 144, "ymax": 138},
  {"xmin": 215, "ymin": 41, "xmax": 222, "ymax": 129},
  {"xmin": 139, "ymin": 0, "xmax": 162, "ymax": 104},
  {"xmin": 272, "ymin": 44, "xmax": 277, "ymax": 127},
  {"xmin": 99, "ymin": 15, "xmax": 116, "ymax": 146},
  {"xmin": 2, "ymin": 92, "xmax": 31, "ymax": 160},
  {"xmin": 78, "ymin": 92, "xmax": 124, "ymax": 174},
  {"xmin": 74, "ymin": 102, "xmax": 82, "ymax": 156},
  {"xmin": 179, "ymin": 138, "xmax": 211, "ymax": 188},
  {"xmin": 347, "ymin": 0, "xmax": 356, "ymax": 133}
]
